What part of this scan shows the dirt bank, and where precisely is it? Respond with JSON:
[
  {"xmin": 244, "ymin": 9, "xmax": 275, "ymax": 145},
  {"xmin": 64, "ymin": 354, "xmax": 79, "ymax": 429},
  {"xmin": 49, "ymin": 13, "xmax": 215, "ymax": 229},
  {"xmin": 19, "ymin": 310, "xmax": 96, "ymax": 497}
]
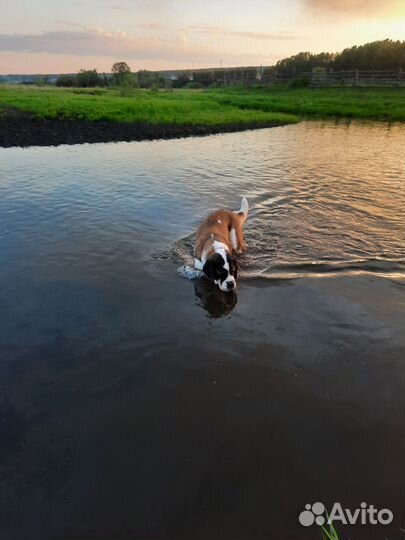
[{"xmin": 0, "ymin": 108, "xmax": 289, "ymax": 148}]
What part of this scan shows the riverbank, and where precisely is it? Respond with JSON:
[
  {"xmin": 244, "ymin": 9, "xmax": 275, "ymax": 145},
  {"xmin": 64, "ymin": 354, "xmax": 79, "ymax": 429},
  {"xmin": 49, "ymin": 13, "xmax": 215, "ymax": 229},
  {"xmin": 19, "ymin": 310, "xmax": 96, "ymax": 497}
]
[
  {"xmin": 0, "ymin": 107, "xmax": 293, "ymax": 147},
  {"xmin": 1, "ymin": 85, "xmax": 404, "ymax": 147},
  {"xmin": 0, "ymin": 85, "xmax": 299, "ymax": 147}
]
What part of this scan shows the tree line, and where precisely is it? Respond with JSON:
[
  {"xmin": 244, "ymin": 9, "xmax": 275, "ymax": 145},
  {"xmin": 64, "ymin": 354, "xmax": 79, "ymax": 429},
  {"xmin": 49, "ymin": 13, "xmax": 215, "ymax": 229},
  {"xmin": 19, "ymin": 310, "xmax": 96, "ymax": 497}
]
[
  {"xmin": 56, "ymin": 62, "xmax": 167, "ymax": 90},
  {"xmin": 275, "ymin": 39, "xmax": 405, "ymax": 76},
  {"xmin": 56, "ymin": 63, "xmax": 262, "ymax": 89},
  {"xmin": 55, "ymin": 40, "xmax": 405, "ymax": 89}
]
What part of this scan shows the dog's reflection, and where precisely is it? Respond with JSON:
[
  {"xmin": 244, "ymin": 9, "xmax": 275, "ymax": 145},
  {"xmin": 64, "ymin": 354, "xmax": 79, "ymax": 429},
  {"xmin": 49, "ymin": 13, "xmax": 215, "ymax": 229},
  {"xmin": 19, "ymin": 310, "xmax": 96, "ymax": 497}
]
[{"xmin": 194, "ymin": 276, "xmax": 237, "ymax": 318}]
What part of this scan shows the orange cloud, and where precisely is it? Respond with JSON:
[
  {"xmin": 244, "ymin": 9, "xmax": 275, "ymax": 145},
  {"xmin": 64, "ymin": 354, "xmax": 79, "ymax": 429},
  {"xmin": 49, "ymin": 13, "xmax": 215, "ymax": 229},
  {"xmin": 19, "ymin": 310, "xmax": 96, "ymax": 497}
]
[
  {"xmin": 306, "ymin": 0, "xmax": 405, "ymax": 18},
  {"xmin": 180, "ymin": 25, "xmax": 304, "ymax": 41}
]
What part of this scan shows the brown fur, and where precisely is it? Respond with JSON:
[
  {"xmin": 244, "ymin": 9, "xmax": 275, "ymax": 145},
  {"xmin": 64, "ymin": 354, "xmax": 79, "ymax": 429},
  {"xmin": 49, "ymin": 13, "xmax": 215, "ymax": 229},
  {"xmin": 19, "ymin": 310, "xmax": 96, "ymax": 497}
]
[{"xmin": 195, "ymin": 209, "xmax": 247, "ymax": 260}]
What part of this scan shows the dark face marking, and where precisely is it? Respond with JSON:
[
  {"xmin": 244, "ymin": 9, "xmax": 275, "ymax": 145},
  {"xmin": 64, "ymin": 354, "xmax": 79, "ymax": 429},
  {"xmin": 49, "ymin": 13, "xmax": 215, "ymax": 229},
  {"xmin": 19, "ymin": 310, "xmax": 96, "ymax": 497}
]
[
  {"xmin": 203, "ymin": 253, "xmax": 239, "ymax": 292},
  {"xmin": 203, "ymin": 253, "xmax": 228, "ymax": 283}
]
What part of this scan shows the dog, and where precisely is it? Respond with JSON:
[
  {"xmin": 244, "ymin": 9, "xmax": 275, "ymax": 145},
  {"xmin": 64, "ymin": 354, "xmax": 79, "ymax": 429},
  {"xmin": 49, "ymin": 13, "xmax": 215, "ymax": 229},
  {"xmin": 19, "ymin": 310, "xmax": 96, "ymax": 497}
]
[{"xmin": 194, "ymin": 197, "xmax": 249, "ymax": 292}]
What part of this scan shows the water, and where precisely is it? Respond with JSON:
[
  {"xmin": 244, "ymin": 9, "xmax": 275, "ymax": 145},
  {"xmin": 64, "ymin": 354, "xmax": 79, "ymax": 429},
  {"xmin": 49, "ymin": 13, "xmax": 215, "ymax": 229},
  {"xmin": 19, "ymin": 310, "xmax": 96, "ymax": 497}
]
[
  {"xmin": 0, "ymin": 120, "xmax": 404, "ymax": 539},
  {"xmin": 171, "ymin": 120, "xmax": 405, "ymax": 280},
  {"xmin": 1, "ymin": 120, "xmax": 403, "ymax": 285}
]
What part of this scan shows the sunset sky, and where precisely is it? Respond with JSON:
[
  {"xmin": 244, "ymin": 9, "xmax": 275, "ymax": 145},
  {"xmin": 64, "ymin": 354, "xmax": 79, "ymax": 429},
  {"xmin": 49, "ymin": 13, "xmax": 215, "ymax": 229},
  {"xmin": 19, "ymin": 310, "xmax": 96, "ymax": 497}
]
[{"xmin": 0, "ymin": 0, "xmax": 404, "ymax": 74}]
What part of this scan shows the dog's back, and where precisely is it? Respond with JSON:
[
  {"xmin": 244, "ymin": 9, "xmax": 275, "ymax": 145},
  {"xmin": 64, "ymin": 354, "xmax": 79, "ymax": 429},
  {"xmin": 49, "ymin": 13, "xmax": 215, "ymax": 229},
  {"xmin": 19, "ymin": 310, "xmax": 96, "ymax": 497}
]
[{"xmin": 195, "ymin": 197, "xmax": 249, "ymax": 260}]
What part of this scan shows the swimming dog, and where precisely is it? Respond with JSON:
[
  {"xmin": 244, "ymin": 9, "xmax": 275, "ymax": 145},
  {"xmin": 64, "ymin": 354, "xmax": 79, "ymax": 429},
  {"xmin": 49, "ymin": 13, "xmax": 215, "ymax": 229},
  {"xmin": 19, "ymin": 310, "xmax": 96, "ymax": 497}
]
[{"xmin": 194, "ymin": 197, "xmax": 249, "ymax": 292}]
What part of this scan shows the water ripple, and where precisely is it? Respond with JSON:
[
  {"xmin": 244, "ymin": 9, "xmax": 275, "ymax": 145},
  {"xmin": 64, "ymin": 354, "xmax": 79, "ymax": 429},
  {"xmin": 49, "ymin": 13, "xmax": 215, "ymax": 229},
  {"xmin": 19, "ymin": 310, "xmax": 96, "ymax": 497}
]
[{"xmin": 0, "ymin": 120, "xmax": 404, "ymax": 284}]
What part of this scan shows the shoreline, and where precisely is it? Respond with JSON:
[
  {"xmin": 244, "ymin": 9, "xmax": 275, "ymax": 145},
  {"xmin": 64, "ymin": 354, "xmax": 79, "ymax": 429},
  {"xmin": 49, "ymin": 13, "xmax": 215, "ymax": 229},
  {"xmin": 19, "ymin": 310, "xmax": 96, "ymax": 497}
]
[{"xmin": 0, "ymin": 109, "xmax": 291, "ymax": 148}]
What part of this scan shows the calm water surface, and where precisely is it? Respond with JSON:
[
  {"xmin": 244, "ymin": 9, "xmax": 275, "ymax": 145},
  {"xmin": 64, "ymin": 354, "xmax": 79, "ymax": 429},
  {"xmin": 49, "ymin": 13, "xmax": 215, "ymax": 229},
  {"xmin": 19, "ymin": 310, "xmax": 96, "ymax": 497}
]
[{"xmin": 0, "ymin": 120, "xmax": 404, "ymax": 539}]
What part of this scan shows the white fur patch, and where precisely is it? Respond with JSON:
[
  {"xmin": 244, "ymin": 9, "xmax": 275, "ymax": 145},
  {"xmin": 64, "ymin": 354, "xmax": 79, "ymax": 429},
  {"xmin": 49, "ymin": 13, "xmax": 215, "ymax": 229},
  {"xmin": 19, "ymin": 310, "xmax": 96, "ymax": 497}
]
[
  {"xmin": 216, "ymin": 275, "xmax": 236, "ymax": 292},
  {"xmin": 217, "ymin": 219, "xmax": 222, "ymax": 224},
  {"xmin": 212, "ymin": 241, "xmax": 229, "ymax": 268},
  {"xmin": 212, "ymin": 240, "xmax": 235, "ymax": 291},
  {"xmin": 229, "ymin": 228, "xmax": 237, "ymax": 250}
]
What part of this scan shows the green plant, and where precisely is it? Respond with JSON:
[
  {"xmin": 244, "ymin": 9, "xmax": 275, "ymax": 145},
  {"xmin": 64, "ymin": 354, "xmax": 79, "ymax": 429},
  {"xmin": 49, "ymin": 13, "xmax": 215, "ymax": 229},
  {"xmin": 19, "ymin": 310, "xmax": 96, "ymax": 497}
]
[
  {"xmin": 118, "ymin": 73, "xmax": 139, "ymax": 96},
  {"xmin": 320, "ymin": 512, "xmax": 339, "ymax": 540}
]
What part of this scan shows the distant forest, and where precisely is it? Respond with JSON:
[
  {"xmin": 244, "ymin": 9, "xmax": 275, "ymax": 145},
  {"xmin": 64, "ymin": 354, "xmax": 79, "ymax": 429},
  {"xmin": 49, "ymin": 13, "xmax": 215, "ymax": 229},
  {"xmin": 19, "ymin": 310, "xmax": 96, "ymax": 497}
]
[{"xmin": 275, "ymin": 39, "xmax": 405, "ymax": 75}]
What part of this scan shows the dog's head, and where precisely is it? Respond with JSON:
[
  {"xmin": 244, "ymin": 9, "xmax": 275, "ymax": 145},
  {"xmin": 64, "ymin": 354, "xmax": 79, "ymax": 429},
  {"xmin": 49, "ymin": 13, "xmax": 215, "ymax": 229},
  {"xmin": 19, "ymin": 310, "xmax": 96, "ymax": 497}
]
[{"xmin": 203, "ymin": 252, "xmax": 239, "ymax": 292}]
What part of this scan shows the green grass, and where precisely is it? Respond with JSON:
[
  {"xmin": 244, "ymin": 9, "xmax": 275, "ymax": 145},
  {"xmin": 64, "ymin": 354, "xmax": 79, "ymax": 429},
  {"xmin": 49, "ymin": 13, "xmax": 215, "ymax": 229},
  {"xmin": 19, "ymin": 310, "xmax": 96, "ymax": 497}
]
[
  {"xmin": 208, "ymin": 85, "xmax": 405, "ymax": 122},
  {"xmin": 0, "ymin": 85, "xmax": 298, "ymax": 126},
  {"xmin": 0, "ymin": 85, "xmax": 404, "ymax": 128}
]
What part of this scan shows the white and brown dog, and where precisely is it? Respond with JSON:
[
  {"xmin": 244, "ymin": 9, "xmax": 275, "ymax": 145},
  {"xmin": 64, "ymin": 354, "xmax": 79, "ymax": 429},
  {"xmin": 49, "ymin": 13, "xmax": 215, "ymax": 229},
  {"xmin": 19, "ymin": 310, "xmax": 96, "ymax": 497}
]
[{"xmin": 194, "ymin": 197, "xmax": 249, "ymax": 292}]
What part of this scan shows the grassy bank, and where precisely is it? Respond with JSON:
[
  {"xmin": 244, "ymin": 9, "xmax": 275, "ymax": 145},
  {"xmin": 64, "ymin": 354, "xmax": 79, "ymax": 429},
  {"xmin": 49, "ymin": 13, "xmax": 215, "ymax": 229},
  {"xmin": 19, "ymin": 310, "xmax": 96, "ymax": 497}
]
[
  {"xmin": 0, "ymin": 85, "xmax": 298, "ymax": 126},
  {"xmin": 208, "ymin": 86, "xmax": 405, "ymax": 122},
  {"xmin": 1, "ymin": 85, "xmax": 403, "ymax": 147},
  {"xmin": 1, "ymin": 85, "xmax": 404, "ymax": 126}
]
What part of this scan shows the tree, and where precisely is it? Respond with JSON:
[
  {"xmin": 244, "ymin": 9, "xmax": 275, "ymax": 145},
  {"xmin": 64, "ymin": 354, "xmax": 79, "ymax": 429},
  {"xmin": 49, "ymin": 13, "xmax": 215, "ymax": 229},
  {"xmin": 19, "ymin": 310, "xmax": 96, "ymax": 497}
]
[
  {"xmin": 274, "ymin": 40, "xmax": 405, "ymax": 76},
  {"xmin": 334, "ymin": 40, "xmax": 405, "ymax": 71},
  {"xmin": 136, "ymin": 69, "xmax": 165, "ymax": 89},
  {"xmin": 76, "ymin": 69, "xmax": 101, "ymax": 87},
  {"xmin": 118, "ymin": 72, "xmax": 139, "ymax": 96},
  {"xmin": 56, "ymin": 74, "xmax": 77, "ymax": 87},
  {"xmin": 111, "ymin": 62, "xmax": 131, "ymax": 85}
]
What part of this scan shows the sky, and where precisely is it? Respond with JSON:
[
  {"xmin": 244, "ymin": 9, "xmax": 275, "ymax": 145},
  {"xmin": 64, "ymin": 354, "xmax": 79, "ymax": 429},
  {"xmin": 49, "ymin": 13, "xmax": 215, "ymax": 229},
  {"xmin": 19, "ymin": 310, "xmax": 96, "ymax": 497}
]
[{"xmin": 0, "ymin": 0, "xmax": 404, "ymax": 74}]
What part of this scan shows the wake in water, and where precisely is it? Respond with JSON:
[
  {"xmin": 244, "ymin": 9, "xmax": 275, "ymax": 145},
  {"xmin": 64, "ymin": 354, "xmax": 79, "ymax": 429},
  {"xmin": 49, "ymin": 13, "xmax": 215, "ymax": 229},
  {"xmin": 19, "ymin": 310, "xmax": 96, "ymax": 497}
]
[
  {"xmin": 177, "ymin": 265, "xmax": 203, "ymax": 280},
  {"xmin": 155, "ymin": 121, "xmax": 405, "ymax": 283},
  {"xmin": 166, "ymin": 232, "xmax": 404, "ymax": 282}
]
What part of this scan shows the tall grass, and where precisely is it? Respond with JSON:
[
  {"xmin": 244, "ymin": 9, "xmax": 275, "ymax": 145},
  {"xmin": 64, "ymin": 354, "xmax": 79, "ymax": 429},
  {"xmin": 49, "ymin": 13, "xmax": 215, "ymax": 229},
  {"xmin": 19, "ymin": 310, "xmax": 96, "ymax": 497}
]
[
  {"xmin": 0, "ymin": 86, "xmax": 298, "ymax": 126},
  {"xmin": 1, "ymin": 85, "xmax": 404, "ymax": 126},
  {"xmin": 208, "ymin": 85, "xmax": 405, "ymax": 122}
]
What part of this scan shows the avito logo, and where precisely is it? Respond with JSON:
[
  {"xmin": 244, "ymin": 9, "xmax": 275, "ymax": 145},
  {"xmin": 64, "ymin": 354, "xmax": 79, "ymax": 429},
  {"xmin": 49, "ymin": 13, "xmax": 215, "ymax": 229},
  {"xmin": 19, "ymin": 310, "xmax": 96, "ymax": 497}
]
[{"xmin": 299, "ymin": 501, "xmax": 393, "ymax": 527}]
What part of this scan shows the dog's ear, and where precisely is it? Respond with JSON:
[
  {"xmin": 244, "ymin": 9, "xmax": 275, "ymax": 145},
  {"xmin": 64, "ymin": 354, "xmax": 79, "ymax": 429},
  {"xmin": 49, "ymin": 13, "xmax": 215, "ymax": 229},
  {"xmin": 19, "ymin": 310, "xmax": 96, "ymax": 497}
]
[
  {"xmin": 227, "ymin": 254, "xmax": 239, "ymax": 279},
  {"xmin": 203, "ymin": 254, "xmax": 221, "ymax": 280},
  {"xmin": 203, "ymin": 257, "xmax": 216, "ymax": 280}
]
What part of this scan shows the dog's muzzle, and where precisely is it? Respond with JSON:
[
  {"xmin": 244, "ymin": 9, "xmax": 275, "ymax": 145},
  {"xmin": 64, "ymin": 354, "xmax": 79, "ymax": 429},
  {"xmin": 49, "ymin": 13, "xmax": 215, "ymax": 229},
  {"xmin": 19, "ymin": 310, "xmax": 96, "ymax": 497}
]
[{"xmin": 217, "ymin": 276, "xmax": 236, "ymax": 292}]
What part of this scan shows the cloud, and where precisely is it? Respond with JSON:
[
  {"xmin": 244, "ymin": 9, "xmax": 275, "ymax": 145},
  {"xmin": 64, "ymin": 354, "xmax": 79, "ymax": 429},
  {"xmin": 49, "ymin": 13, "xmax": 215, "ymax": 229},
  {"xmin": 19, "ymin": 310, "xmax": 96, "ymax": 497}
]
[
  {"xmin": 305, "ymin": 0, "xmax": 405, "ymax": 18},
  {"xmin": 138, "ymin": 23, "xmax": 167, "ymax": 30},
  {"xmin": 0, "ymin": 27, "xmax": 271, "ymax": 65},
  {"xmin": 53, "ymin": 20, "xmax": 83, "ymax": 27},
  {"xmin": 179, "ymin": 25, "xmax": 304, "ymax": 40}
]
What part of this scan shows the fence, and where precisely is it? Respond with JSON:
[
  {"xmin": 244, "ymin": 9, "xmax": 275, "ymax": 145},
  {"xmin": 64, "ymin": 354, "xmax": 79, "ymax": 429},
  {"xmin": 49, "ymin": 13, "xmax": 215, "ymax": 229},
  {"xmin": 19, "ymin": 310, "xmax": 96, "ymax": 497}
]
[{"xmin": 260, "ymin": 69, "xmax": 405, "ymax": 87}]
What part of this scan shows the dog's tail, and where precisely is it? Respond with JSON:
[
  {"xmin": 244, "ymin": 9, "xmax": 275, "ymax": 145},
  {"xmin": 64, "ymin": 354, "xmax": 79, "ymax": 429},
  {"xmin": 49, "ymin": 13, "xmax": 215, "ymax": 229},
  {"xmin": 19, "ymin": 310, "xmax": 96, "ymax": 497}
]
[{"xmin": 235, "ymin": 196, "xmax": 249, "ymax": 223}]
